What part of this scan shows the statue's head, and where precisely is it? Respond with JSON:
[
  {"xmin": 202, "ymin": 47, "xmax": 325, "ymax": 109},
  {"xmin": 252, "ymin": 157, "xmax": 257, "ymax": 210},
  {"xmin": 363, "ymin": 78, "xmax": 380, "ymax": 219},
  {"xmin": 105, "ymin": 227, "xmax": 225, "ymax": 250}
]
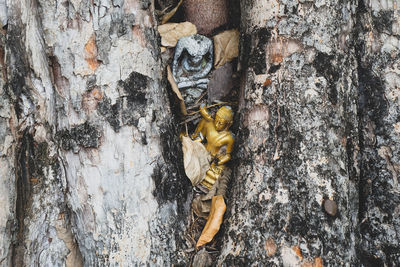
[{"xmin": 215, "ymin": 106, "xmax": 233, "ymax": 131}]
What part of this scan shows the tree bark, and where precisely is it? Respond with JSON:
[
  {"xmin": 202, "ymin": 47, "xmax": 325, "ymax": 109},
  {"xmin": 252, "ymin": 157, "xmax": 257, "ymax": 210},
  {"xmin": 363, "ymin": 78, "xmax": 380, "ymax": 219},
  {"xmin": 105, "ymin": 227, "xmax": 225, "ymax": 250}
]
[
  {"xmin": 218, "ymin": 0, "xmax": 400, "ymax": 266},
  {"xmin": 1, "ymin": 0, "xmax": 190, "ymax": 266},
  {"xmin": 0, "ymin": 0, "xmax": 399, "ymax": 266},
  {"xmin": 356, "ymin": 1, "xmax": 400, "ymax": 265}
]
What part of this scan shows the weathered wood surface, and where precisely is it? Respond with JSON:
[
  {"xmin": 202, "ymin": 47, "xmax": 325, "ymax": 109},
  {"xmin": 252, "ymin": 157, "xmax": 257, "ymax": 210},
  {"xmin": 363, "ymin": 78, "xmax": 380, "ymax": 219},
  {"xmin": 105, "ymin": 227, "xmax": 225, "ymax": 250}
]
[
  {"xmin": 0, "ymin": 0, "xmax": 399, "ymax": 266},
  {"xmin": 218, "ymin": 0, "xmax": 400, "ymax": 266},
  {"xmin": 1, "ymin": 0, "xmax": 190, "ymax": 266}
]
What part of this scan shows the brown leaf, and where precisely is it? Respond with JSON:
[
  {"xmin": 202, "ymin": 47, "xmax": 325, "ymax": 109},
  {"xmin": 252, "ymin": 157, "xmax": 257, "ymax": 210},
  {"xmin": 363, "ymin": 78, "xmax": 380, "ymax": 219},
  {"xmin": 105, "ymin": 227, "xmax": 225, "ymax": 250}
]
[
  {"xmin": 213, "ymin": 29, "xmax": 239, "ymax": 68},
  {"xmin": 167, "ymin": 65, "xmax": 187, "ymax": 115},
  {"xmin": 196, "ymin": 195, "xmax": 226, "ymax": 247},
  {"xmin": 182, "ymin": 136, "xmax": 210, "ymax": 186},
  {"xmin": 161, "ymin": 0, "xmax": 183, "ymax": 24},
  {"xmin": 192, "ymin": 195, "xmax": 211, "ymax": 218},
  {"xmin": 158, "ymin": 22, "xmax": 197, "ymax": 47},
  {"xmin": 208, "ymin": 62, "xmax": 234, "ymax": 102}
]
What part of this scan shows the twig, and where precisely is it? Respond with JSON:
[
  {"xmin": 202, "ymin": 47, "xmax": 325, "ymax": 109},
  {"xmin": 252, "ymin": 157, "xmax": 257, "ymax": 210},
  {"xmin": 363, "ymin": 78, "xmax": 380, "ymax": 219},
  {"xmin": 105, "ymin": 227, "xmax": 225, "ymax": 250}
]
[
  {"xmin": 180, "ymin": 114, "xmax": 201, "ymax": 125},
  {"xmin": 186, "ymin": 102, "xmax": 238, "ymax": 117},
  {"xmin": 194, "ymin": 90, "xmax": 208, "ymax": 104}
]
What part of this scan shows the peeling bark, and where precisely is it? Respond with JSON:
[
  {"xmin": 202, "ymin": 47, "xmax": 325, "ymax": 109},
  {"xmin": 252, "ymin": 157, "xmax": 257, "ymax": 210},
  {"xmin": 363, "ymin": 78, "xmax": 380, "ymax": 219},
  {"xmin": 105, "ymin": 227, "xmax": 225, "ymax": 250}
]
[
  {"xmin": 1, "ymin": 0, "xmax": 400, "ymax": 266},
  {"xmin": 2, "ymin": 0, "xmax": 189, "ymax": 266}
]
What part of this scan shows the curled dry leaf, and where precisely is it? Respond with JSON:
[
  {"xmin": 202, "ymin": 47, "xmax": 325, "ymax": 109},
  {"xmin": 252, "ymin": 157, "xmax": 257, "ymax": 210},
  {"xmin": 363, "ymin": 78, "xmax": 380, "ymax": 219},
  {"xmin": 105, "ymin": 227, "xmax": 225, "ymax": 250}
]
[
  {"xmin": 196, "ymin": 195, "xmax": 226, "ymax": 248},
  {"xmin": 161, "ymin": 0, "xmax": 183, "ymax": 24},
  {"xmin": 192, "ymin": 195, "xmax": 211, "ymax": 218},
  {"xmin": 167, "ymin": 65, "xmax": 187, "ymax": 115},
  {"xmin": 158, "ymin": 22, "xmax": 197, "ymax": 47},
  {"xmin": 182, "ymin": 136, "xmax": 210, "ymax": 186},
  {"xmin": 213, "ymin": 29, "xmax": 239, "ymax": 68}
]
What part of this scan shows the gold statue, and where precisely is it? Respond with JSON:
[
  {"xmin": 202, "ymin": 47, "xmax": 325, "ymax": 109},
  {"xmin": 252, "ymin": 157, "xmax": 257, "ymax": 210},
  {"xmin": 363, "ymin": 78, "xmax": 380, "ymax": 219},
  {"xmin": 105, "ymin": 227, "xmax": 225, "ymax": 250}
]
[
  {"xmin": 188, "ymin": 104, "xmax": 234, "ymax": 247},
  {"xmin": 192, "ymin": 105, "xmax": 234, "ymax": 189}
]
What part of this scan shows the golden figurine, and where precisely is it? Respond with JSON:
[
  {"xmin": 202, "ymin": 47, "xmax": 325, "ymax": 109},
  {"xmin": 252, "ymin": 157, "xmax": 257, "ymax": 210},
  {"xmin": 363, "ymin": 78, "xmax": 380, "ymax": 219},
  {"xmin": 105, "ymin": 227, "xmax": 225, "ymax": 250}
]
[
  {"xmin": 192, "ymin": 105, "xmax": 234, "ymax": 189},
  {"xmin": 183, "ymin": 104, "xmax": 234, "ymax": 247}
]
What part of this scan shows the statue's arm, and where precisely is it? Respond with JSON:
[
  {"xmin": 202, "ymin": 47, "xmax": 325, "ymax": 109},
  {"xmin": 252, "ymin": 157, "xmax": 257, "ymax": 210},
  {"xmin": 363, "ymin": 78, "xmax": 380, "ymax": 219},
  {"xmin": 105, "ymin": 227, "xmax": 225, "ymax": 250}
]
[
  {"xmin": 217, "ymin": 135, "xmax": 234, "ymax": 165},
  {"xmin": 199, "ymin": 104, "xmax": 213, "ymax": 121},
  {"xmin": 192, "ymin": 118, "xmax": 205, "ymax": 140},
  {"xmin": 172, "ymin": 40, "xmax": 185, "ymax": 80}
]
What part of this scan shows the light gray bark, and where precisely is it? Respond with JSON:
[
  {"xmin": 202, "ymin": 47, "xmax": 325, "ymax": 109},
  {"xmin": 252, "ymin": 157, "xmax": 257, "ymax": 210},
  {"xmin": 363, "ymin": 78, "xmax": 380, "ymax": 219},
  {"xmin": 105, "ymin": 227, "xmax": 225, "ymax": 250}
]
[{"xmin": 1, "ymin": 0, "xmax": 189, "ymax": 266}]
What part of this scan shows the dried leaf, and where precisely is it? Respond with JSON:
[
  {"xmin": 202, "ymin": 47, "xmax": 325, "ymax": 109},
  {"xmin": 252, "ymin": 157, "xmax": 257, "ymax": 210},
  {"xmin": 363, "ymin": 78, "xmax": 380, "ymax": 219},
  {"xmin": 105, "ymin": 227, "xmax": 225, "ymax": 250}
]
[
  {"xmin": 192, "ymin": 195, "xmax": 211, "ymax": 218},
  {"xmin": 167, "ymin": 65, "xmax": 187, "ymax": 115},
  {"xmin": 213, "ymin": 29, "xmax": 239, "ymax": 68},
  {"xmin": 161, "ymin": 0, "xmax": 183, "ymax": 24},
  {"xmin": 158, "ymin": 22, "xmax": 197, "ymax": 47},
  {"xmin": 182, "ymin": 136, "xmax": 210, "ymax": 186},
  {"xmin": 208, "ymin": 62, "xmax": 234, "ymax": 102},
  {"xmin": 196, "ymin": 195, "xmax": 226, "ymax": 247}
]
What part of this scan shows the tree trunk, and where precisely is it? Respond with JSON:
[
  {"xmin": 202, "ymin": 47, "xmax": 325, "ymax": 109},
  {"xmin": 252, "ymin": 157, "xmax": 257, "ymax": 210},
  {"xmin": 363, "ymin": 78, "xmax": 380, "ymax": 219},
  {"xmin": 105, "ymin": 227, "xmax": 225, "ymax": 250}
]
[
  {"xmin": 0, "ymin": 0, "xmax": 399, "ymax": 266},
  {"xmin": 1, "ymin": 0, "xmax": 190, "ymax": 266},
  {"xmin": 218, "ymin": 0, "xmax": 400, "ymax": 266}
]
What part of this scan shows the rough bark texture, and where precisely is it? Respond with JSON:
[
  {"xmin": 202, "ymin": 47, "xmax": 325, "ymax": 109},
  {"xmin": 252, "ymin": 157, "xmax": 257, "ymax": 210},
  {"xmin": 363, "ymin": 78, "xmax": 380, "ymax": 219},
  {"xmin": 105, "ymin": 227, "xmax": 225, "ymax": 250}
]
[
  {"xmin": 1, "ymin": 0, "xmax": 190, "ymax": 266},
  {"xmin": 0, "ymin": 27, "xmax": 15, "ymax": 266},
  {"xmin": 0, "ymin": 0, "xmax": 399, "ymax": 266},
  {"xmin": 356, "ymin": 1, "xmax": 400, "ymax": 265},
  {"xmin": 218, "ymin": 0, "xmax": 399, "ymax": 266}
]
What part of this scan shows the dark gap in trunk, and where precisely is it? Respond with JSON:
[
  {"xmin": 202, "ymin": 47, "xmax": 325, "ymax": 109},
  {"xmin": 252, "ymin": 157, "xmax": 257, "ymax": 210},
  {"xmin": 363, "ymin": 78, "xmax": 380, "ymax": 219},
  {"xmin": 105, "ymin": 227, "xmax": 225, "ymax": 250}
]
[{"xmin": 12, "ymin": 131, "xmax": 34, "ymax": 267}]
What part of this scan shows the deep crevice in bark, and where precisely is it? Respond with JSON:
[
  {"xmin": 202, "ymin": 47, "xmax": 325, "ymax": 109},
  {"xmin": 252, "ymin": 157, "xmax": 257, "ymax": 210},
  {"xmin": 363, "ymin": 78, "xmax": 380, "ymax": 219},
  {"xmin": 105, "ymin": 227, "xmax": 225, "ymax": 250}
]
[
  {"xmin": 12, "ymin": 131, "xmax": 34, "ymax": 267},
  {"xmin": 355, "ymin": 1, "xmax": 400, "ymax": 265}
]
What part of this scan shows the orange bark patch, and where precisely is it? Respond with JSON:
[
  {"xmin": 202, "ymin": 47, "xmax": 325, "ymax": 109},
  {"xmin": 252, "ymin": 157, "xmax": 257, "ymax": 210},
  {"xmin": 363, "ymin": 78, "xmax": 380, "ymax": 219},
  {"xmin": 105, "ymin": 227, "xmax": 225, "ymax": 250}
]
[
  {"xmin": 58, "ymin": 212, "xmax": 65, "ymax": 220},
  {"xmin": 314, "ymin": 257, "xmax": 323, "ymax": 267},
  {"xmin": 265, "ymin": 238, "xmax": 277, "ymax": 257},
  {"xmin": 301, "ymin": 261, "xmax": 314, "ymax": 267},
  {"xmin": 133, "ymin": 25, "xmax": 146, "ymax": 48},
  {"xmin": 84, "ymin": 34, "xmax": 100, "ymax": 71},
  {"xmin": 267, "ymin": 37, "xmax": 303, "ymax": 64},
  {"xmin": 91, "ymin": 88, "xmax": 103, "ymax": 101},
  {"xmin": 264, "ymin": 78, "xmax": 272, "ymax": 87},
  {"xmin": 30, "ymin": 177, "xmax": 39, "ymax": 184},
  {"xmin": 293, "ymin": 245, "xmax": 303, "ymax": 260},
  {"xmin": 82, "ymin": 88, "xmax": 103, "ymax": 112}
]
